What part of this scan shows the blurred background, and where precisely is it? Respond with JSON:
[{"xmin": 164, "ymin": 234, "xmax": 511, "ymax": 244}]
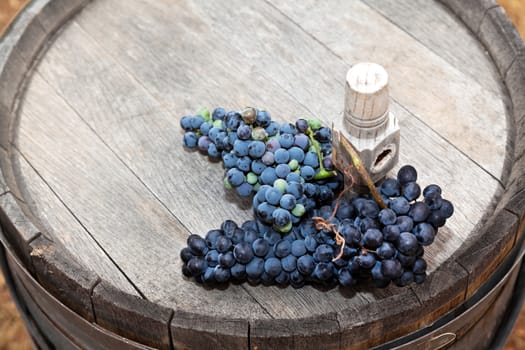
[{"xmin": 0, "ymin": 0, "xmax": 524, "ymax": 349}]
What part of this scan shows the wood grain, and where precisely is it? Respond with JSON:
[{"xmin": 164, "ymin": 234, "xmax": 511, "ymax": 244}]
[
  {"xmin": 363, "ymin": 0, "xmax": 503, "ymax": 96},
  {"xmin": 16, "ymin": 72, "xmax": 270, "ymax": 323},
  {"xmin": 0, "ymin": 0, "xmax": 523, "ymax": 348},
  {"xmin": 12, "ymin": 149, "xmax": 139, "ymax": 296},
  {"xmin": 479, "ymin": 6, "xmax": 525, "ymax": 76},
  {"xmin": 0, "ymin": 192, "xmax": 39, "ymax": 269},
  {"xmin": 268, "ymin": 0, "xmax": 507, "ymax": 181},
  {"xmin": 14, "ymin": 0, "xmax": 497, "ymax": 330}
]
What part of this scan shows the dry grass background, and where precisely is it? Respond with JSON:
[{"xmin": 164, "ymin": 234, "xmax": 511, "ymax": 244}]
[{"xmin": 0, "ymin": 0, "xmax": 524, "ymax": 349}]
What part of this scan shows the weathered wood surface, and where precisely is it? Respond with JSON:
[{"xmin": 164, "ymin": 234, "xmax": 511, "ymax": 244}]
[{"xmin": 0, "ymin": 0, "xmax": 524, "ymax": 349}]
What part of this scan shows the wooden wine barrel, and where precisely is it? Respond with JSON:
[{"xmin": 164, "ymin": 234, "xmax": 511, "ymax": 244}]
[{"xmin": 0, "ymin": 0, "xmax": 524, "ymax": 349}]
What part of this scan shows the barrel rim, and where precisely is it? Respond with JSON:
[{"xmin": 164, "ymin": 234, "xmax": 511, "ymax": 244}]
[{"xmin": 0, "ymin": 0, "xmax": 524, "ymax": 348}]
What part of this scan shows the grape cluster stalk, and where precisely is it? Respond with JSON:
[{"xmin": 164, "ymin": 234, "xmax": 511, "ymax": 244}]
[{"xmin": 179, "ymin": 107, "xmax": 454, "ymax": 288}]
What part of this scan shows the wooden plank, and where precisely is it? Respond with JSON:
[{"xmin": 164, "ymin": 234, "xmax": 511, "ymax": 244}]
[
  {"xmin": 0, "ymin": 192, "xmax": 40, "ymax": 269},
  {"xmin": 437, "ymin": 0, "xmax": 498, "ymax": 33},
  {"xmin": 12, "ymin": 149, "xmax": 140, "ymax": 296},
  {"xmin": 363, "ymin": 0, "xmax": 503, "ymax": 97},
  {"xmin": 411, "ymin": 260, "xmax": 468, "ymax": 327},
  {"xmin": 0, "ymin": 0, "xmax": 89, "ymax": 151},
  {"xmin": 91, "ymin": 281, "xmax": 172, "ymax": 349},
  {"xmin": 35, "ymin": 0, "xmax": 501, "ymax": 327},
  {"xmin": 7, "ymin": 249, "xmax": 155, "ymax": 350},
  {"xmin": 171, "ymin": 310, "xmax": 249, "ymax": 350},
  {"xmin": 450, "ymin": 266, "xmax": 519, "ymax": 349},
  {"xmin": 266, "ymin": 0, "xmax": 507, "ymax": 181},
  {"xmin": 506, "ymin": 55, "xmax": 525, "ymax": 161},
  {"xmin": 478, "ymin": 6, "xmax": 525, "ymax": 77},
  {"xmin": 250, "ymin": 313, "xmax": 341, "ymax": 350},
  {"xmin": 29, "ymin": 235, "xmax": 99, "ymax": 322},
  {"xmin": 16, "ymin": 73, "xmax": 270, "ymax": 322},
  {"xmin": 337, "ymin": 288, "xmax": 424, "ymax": 349},
  {"xmin": 456, "ymin": 209, "xmax": 519, "ymax": 299},
  {"xmin": 0, "ymin": 147, "xmax": 8, "ymax": 195},
  {"xmin": 10, "ymin": 269, "xmax": 82, "ymax": 350},
  {"xmin": 0, "ymin": 49, "xmax": 28, "ymax": 151}
]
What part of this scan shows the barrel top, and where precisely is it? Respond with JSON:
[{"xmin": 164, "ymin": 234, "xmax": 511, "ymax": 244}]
[{"xmin": 1, "ymin": 0, "xmax": 524, "ymax": 349}]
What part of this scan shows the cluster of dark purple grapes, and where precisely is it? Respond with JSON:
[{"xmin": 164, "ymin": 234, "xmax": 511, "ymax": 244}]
[
  {"xmin": 181, "ymin": 107, "xmax": 342, "ymax": 233},
  {"xmin": 179, "ymin": 108, "xmax": 454, "ymax": 288},
  {"xmin": 180, "ymin": 164, "xmax": 453, "ymax": 288}
]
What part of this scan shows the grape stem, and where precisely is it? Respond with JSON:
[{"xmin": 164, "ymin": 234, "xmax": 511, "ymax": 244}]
[
  {"xmin": 337, "ymin": 133, "xmax": 387, "ymax": 209},
  {"xmin": 305, "ymin": 127, "xmax": 337, "ymax": 180}
]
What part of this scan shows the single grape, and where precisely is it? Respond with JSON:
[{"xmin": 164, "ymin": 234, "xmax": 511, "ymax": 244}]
[
  {"xmin": 273, "ymin": 208, "xmax": 292, "ymax": 227},
  {"xmin": 237, "ymin": 156, "xmax": 251, "ymax": 172},
  {"xmin": 264, "ymin": 257, "xmax": 282, "ymax": 277},
  {"xmin": 439, "ymin": 199, "xmax": 454, "ymax": 218},
  {"xmin": 396, "ymin": 215, "xmax": 414, "ymax": 232},
  {"xmin": 280, "ymin": 194, "xmax": 297, "ymax": 210},
  {"xmin": 279, "ymin": 133, "xmax": 295, "ymax": 148},
  {"xmin": 265, "ymin": 187, "xmax": 283, "ymax": 206},
  {"xmin": 358, "ymin": 253, "xmax": 376, "ymax": 269},
  {"xmin": 303, "ymin": 151, "xmax": 320, "ymax": 168},
  {"xmin": 274, "ymin": 239, "xmax": 292, "ymax": 258},
  {"xmin": 231, "ymin": 263, "xmax": 247, "ymax": 280},
  {"xmin": 300, "ymin": 166, "xmax": 315, "ymax": 180},
  {"xmin": 338, "ymin": 268, "xmax": 356, "ymax": 286},
  {"xmin": 256, "ymin": 110, "xmax": 271, "ymax": 127},
  {"xmin": 412, "ymin": 258, "xmax": 427, "ymax": 274},
  {"xmin": 243, "ymin": 229, "xmax": 259, "ymax": 244},
  {"xmin": 180, "ymin": 247, "xmax": 194, "ymax": 263},
  {"xmin": 197, "ymin": 136, "xmax": 212, "ymax": 152},
  {"xmin": 394, "ymin": 270, "xmax": 414, "ymax": 287},
  {"xmin": 237, "ymin": 125, "xmax": 252, "ymax": 140},
  {"xmin": 274, "ymin": 148, "xmax": 290, "ymax": 164},
  {"xmin": 409, "ymin": 202, "xmax": 431, "ymax": 222},
  {"xmin": 252, "ymin": 238, "xmax": 270, "ymax": 257},
  {"xmin": 397, "ymin": 232, "xmax": 419, "ymax": 256},
  {"xmin": 256, "ymin": 202, "xmax": 276, "ymax": 223},
  {"xmin": 212, "ymin": 107, "xmax": 226, "ymax": 121},
  {"xmin": 381, "ymin": 178, "xmax": 401, "ymax": 197},
  {"xmin": 314, "ymin": 262, "xmax": 334, "ymax": 281},
  {"xmin": 413, "ymin": 222, "xmax": 436, "ymax": 246},
  {"xmin": 260, "ymin": 167, "xmax": 277, "ymax": 185},
  {"xmin": 183, "ymin": 132, "xmax": 198, "ymax": 148},
  {"xmin": 288, "ymin": 146, "xmax": 306, "ymax": 163},
  {"xmin": 390, "ymin": 197, "xmax": 410, "ymax": 215},
  {"xmin": 381, "ymin": 259, "xmax": 403, "ymax": 279},
  {"xmin": 402, "ymin": 182, "xmax": 421, "ymax": 201},
  {"xmin": 281, "ymin": 255, "xmax": 297, "ymax": 272},
  {"xmin": 248, "ymin": 141, "xmax": 266, "ymax": 158},
  {"xmin": 363, "ymin": 228, "xmax": 383, "ymax": 249},
  {"xmin": 205, "ymin": 250, "xmax": 219, "ymax": 267},
  {"xmin": 423, "ymin": 184, "xmax": 442, "ymax": 197},
  {"xmin": 218, "ymin": 252, "xmax": 236, "ymax": 268},
  {"xmin": 378, "ymin": 208, "xmax": 397, "ymax": 226},
  {"xmin": 376, "ymin": 242, "xmax": 396, "ymax": 259},
  {"xmin": 187, "ymin": 257, "xmax": 207, "ymax": 276},
  {"xmin": 275, "ymin": 164, "xmax": 291, "ymax": 178},
  {"xmin": 180, "ymin": 115, "xmax": 193, "ymax": 131},
  {"xmin": 233, "ymin": 242, "xmax": 255, "ymax": 264},
  {"xmin": 187, "ymin": 234, "xmax": 208, "ymax": 256},
  {"xmin": 275, "ymin": 271, "xmax": 290, "ymax": 285},
  {"xmin": 294, "ymin": 134, "xmax": 310, "ymax": 150},
  {"xmin": 397, "ymin": 165, "xmax": 417, "ymax": 185},
  {"xmin": 280, "ymin": 122, "xmax": 297, "ymax": 135},
  {"xmin": 315, "ymin": 244, "xmax": 334, "ymax": 262}
]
